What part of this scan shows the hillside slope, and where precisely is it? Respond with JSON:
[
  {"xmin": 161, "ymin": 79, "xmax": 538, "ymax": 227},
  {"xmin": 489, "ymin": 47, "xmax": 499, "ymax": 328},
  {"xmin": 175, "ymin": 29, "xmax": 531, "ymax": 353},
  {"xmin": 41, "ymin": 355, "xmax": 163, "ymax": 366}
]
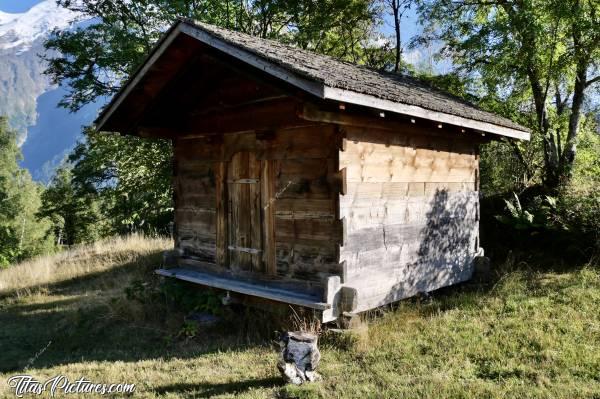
[{"xmin": 0, "ymin": 236, "xmax": 599, "ymax": 398}]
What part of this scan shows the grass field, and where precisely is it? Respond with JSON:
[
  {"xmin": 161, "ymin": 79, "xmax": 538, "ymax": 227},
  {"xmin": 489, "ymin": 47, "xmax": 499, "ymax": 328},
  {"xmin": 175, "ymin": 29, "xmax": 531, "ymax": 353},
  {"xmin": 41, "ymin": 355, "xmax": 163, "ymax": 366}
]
[{"xmin": 0, "ymin": 236, "xmax": 599, "ymax": 398}]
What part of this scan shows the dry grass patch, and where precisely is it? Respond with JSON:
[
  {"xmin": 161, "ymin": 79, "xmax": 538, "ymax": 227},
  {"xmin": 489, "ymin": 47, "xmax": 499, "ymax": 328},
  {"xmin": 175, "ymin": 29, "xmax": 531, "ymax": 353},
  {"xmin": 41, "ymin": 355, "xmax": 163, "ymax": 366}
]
[{"xmin": 0, "ymin": 234, "xmax": 170, "ymax": 297}]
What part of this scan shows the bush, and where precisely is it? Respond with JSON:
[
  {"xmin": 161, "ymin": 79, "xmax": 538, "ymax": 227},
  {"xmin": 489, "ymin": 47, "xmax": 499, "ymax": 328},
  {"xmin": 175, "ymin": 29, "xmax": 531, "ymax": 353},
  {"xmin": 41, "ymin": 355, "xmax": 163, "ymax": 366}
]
[
  {"xmin": 482, "ymin": 187, "xmax": 599, "ymax": 261},
  {"xmin": 125, "ymin": 278, "xmax": 224, "ymax": 316}
]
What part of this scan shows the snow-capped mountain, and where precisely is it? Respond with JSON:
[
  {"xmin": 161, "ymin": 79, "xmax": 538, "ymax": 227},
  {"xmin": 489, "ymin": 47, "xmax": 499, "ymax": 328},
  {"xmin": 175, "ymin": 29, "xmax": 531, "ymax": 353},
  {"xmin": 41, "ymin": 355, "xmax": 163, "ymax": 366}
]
[
  {"xmin": 0, "ymin": 0, "xmax": 98, "ymax": 182},
  {"xmin": 0, "ymin": 1, "xmax": 80, "ymax": 53}
]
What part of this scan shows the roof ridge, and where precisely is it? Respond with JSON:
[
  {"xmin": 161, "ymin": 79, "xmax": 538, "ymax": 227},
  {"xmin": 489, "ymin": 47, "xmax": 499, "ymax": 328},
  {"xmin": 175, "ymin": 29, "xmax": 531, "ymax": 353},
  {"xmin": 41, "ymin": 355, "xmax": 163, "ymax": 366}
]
[{"xmin": 181, "ymin": 19, "xmax": 524, "ymax": 133}]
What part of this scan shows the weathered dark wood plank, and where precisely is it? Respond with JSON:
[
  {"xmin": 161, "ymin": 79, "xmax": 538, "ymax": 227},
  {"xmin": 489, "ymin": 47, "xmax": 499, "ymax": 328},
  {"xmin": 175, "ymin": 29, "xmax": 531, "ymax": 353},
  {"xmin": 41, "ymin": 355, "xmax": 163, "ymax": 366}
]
[
  {"xmin": 257, "ymin": 125, "xmax": 338, "ymax": 160},
  {"xmin": 261, "ymin": 159, "xmax": 277, "ymax": 275},
  {"xmin": 275, "ymin": 242, "xmax": 340, "ymax": 282},
  {"xmin": 215, "ymin": 161, "xmax": 228, "ymax": 267},
  {"xmin": 274, "ymin": 199, "xmax": 335, "ymax": 219},
  {"xmin": 227, "ymin": 151, "xmax": 263, "ymax": 272},
  {"xmin": 275, "ymin": 218, "xmax": 338, "ymax": 243},
  {"xmin": 186, "ymin": 97, "xmax": 306, "ymax": 135},
  {"xmin": 249, "ymin": 154, "xmax": 262, "ymax": 272},
  {"xmin": 177, "ymin": 257, "xmax": 325, "ymax": 296}
]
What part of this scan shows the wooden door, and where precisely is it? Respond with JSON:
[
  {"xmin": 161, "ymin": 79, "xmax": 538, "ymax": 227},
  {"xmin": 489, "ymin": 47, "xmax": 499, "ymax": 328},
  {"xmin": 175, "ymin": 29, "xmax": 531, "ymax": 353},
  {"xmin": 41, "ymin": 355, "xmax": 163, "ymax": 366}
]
[{"xmin": 227, "ymin": 151, "xmax": 263, "ymax": 272}]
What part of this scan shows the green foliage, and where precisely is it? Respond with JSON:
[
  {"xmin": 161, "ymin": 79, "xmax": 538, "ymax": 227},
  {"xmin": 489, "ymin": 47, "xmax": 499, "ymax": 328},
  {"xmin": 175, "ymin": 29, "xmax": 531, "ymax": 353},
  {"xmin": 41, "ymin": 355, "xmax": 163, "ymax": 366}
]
[
  {"xmin": 490, "ymin": 188, "xmax": 598, "ymax": 259},
  {"xmin": 68, "ymin": 128, "xmax": 173, "ymax": 236},
  {"xmin": 570, "ymin": 114, "xmax": 600, "ymax": 188},
  {"xmin": 275, "ymin": 0, "xmax": 381, "ymax": 63},
  {"xmin": 125, "ymin": 278, "xmax": 223, "ymax": 316},
  {"xmin": 495, "ymin": 193, "xmax": 537, "ymax": 230},
  {"xmin": 0, "ymin": 117, "xmax": 53, "ymax": 267},
  {"xmin": 495, "ymin": 193, "xmax": 558, "ymax": 231},
  {"xmin": 46, "ymin": 0, "xmax": 381, "ymax": 112},
  {"xmin": 554, "ymin": 187, "xmax": 600, "ymax": 243},
  {"xmin": 37, "ymin": 166, "xmax": 102, "ymax": 246},
  {"xmin": 416, "ymin": 0, "xmax": 600, "ymax": 190}
]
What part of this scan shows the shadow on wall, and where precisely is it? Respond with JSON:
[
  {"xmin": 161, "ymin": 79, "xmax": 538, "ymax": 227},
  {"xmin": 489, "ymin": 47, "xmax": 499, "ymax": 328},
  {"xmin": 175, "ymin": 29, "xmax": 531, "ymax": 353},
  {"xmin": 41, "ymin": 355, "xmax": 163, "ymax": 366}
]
[{"xmin": 382, "ymin": 188, "xmax": 478, "ymax": 305}]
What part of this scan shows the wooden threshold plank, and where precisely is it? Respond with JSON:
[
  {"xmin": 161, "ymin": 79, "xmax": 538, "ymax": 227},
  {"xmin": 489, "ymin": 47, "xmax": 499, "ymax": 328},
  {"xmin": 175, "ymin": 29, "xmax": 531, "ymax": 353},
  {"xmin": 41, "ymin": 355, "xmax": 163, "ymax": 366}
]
[{"xmin": 156, "ymin": 268, "xmax": 331, "ymax": 310}]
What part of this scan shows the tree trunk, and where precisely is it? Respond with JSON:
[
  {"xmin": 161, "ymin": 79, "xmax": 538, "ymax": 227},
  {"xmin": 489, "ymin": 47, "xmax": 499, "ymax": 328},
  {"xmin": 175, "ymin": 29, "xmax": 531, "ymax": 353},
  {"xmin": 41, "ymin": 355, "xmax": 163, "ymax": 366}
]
[
  {"xmin": 528, "ymin": 69, "xmax": 560, "ymax": 189},
  {"xmin": 557, "ymin": 12, "xmax": 588, "ymax": 186},
  {"xmin": 558, "ymin": 64, "xmax": 586, "ymax": 185},
  {"xmin": 392, "ymin": 0, "xmax": 401, "ymax": 73}
]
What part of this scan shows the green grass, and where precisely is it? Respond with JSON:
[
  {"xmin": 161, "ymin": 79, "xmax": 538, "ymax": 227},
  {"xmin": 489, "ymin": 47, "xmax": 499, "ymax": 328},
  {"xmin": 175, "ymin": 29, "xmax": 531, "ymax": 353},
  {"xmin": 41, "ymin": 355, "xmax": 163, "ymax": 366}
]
[{"xmin": 0, "ymin": 237, "xmax": 599, "ymax": 398}]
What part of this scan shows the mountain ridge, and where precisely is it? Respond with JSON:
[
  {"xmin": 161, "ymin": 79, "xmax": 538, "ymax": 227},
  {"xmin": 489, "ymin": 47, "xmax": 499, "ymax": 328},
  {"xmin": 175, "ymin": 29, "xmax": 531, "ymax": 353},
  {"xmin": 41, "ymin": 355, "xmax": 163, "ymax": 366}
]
[
  {"xmin": 0, "ymin": 0, "xmax": 79, "ymax": 53},
  {"xmin": 0, "ymin": 0, "xmax": 99, "ymax": 182}
]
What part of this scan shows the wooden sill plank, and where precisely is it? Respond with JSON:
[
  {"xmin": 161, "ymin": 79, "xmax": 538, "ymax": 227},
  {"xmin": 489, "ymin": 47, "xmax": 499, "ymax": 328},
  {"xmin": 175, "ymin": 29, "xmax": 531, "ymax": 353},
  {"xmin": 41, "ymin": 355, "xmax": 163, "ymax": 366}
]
[{"xmin": 155, "ymin": 268, "xmax": 331, "ymax": 310}]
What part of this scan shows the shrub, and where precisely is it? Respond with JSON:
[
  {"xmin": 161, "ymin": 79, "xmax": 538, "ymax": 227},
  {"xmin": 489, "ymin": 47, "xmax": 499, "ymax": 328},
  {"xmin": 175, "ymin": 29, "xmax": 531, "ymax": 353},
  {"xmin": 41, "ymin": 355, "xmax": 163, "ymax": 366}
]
[{"xmin": 484, "ymin": 188, "xmax": 599, "ymax": 261}]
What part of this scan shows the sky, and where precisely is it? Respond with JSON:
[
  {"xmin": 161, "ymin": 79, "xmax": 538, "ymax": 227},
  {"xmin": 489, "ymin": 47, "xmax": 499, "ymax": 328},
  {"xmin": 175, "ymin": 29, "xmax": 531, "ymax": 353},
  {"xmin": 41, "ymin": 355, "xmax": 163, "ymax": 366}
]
[{"xmin": 0, "ymin": 0, "xmax": 43, "ymax": 13}]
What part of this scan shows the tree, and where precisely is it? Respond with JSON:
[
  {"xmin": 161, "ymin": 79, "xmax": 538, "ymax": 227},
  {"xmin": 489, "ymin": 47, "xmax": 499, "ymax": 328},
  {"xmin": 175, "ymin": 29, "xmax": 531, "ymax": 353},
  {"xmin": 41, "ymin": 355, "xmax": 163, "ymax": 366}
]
[
  {"xmin": 0, "ymin": 117, "xmax": 52, "ymax": 266},
  {"xmin": 45, "ymin": 0, "xmax": 381, "ymax": 112},
  {"xmin": 38, "ymin": 166, "xmax": 102, "ymax": 246},
  {"xmin": 40, "ymin": 0, "xmax": 382, "ymax": 239},
  {"xmin": 386, "ymin": 0, "xmax": 412, "ymax": 72},
  {"xmin": 416, "ymin": 0, "xmax": 600, "ymax": 191},
  {"xmin": 68, "ymin": 128, "xmax": 173, "ymax": 236}
]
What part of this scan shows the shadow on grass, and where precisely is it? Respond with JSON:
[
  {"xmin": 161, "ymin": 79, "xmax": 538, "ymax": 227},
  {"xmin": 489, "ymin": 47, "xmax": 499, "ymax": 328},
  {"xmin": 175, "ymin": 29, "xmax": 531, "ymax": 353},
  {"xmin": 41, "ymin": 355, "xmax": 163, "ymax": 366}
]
[
  {"xmin": 0, "ymin": 250, "xmax": 273, "ymax": 373},
  {"xmin": 362, "ymin": 247, "xmax": 596, "ymax": 323},
  {"xmin": 153, "ymin": 377, "xmax": 283, "ymax": 398}
]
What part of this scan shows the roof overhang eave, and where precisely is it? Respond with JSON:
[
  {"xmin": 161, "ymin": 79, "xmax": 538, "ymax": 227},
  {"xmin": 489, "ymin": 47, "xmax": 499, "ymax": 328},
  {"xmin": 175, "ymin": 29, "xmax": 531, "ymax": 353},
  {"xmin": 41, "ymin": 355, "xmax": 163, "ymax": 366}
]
[
  {"xmin": 322, "ymin": 86, "xmax": 530, "ymax": 141},
  {"xmin": 95, "ymin": 21, "xmax": 185, "ymax": 132},
  {"xmin": 96, "ymin": 20, "xmax": 530, "ymax": 141}
]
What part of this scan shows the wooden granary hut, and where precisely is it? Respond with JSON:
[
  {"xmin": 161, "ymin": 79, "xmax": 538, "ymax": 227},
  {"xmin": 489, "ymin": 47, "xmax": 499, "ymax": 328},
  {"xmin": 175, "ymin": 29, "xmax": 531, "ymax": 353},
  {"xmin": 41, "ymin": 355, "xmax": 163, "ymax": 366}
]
[{"xmin": 96, "ymin": 19, "xmax": 529, "ymax": 322}]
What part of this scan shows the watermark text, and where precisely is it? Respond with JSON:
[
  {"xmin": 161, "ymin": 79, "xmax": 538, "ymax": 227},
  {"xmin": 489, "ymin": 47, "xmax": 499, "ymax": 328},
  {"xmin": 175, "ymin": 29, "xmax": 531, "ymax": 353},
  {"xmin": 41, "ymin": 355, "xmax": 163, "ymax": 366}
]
[{"xmin": 7, "ymin": 375, "xmax": 135, "ymax": 397}]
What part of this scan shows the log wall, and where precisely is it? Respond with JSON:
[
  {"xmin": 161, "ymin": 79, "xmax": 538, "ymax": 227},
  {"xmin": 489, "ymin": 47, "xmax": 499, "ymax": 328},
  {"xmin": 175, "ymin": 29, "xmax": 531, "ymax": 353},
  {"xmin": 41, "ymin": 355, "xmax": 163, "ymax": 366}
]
[
  {"xmin": 173, "ymin": 124, "xmax": 343, "ymax": 290},
  {"xmin": 339, "ymin": 126, "xmax": 480, "ymax": 313}
]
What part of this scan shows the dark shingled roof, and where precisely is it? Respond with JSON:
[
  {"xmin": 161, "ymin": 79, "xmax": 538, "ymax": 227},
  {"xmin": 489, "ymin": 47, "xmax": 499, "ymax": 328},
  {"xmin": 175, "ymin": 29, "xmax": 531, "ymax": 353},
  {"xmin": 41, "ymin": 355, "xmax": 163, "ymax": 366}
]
[{"xmin": 184, "ymin": 19, "xmax": 528, "ymax": 133}]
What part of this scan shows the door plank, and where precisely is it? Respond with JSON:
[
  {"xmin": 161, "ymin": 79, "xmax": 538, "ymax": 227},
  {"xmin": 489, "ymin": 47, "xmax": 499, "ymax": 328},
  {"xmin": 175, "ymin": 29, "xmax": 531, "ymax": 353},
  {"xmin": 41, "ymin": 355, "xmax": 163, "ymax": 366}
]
[
  {"xmin": 261, "ymin": 159, "xmax": 276, "ymax": 275},
  {"xmin": 215, "ymin": 161, "xmax": 228, "ymax": 267},
  {"xmin": 227, "ymin": 151, "xmax": 263, "ymax": 272},
  {"xmin": 249, "ymin": 152, "xmax": 262, "ymax": 272}
]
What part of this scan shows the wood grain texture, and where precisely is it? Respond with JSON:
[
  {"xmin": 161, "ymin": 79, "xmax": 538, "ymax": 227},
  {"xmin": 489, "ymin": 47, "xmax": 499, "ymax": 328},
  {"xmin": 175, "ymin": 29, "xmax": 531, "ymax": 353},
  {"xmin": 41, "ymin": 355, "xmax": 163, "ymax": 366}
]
[
  {"xmin": 338, "ymin": 125, "xmax": 480, "ymax": 314},
  {"xmin": 261, "ymin": 159, "xmax": 276, "ymax": 275},
  {"xmin": 173, "ymin": 124, "xmax": 342, "ymax": 289},
  {"xmin": 215, "ymin": 161, "xmax": 228, "ymax": 267},
  {"xmin": 275, "ymin": 242, "xmax": 340, "ymax": 282},
  {"xmin": 227, "ymin": 151, "xmax": 262, "ymax": 272},
  {"xmin": 340, "ymin": 139, "xmax": 477, "ymax": 184}
]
